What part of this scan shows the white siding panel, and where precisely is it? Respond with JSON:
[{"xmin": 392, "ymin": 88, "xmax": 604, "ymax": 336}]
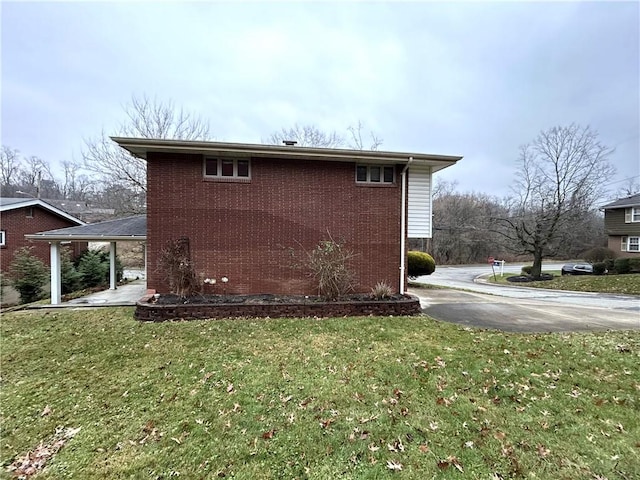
[{"xmin": 407, "ymin": 164, "xmax": 432, "ymax": 238}]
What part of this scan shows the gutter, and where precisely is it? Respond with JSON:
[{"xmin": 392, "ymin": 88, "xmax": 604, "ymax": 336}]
[{"xmin": 399, "ymin": 157, "xmax": 413, "ymax": 295}]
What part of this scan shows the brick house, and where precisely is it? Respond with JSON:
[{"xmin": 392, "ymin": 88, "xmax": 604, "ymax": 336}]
[
  {"xmin": 602, "ymin": 193, "xmax": 640, "ymax": 258},
  {"xmin": 112, "ymin": 138, "xmax": 461, "ymax": 295},
  {"xmin": 0, "ymin": 198, "xmax": 86, "ymax": 272}
]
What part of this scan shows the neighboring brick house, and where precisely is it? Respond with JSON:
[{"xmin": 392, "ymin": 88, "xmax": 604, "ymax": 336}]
[
  {"xmin": 112, "ymin": 138, "xmax": 461, "ymax": 295},
  {"xmin": 0, "ymin": 198, "xmax": 86, "ymax": 272},
  {"xmin": 602, "ymin": 193, "xmax": 640, "ymax": 258}
]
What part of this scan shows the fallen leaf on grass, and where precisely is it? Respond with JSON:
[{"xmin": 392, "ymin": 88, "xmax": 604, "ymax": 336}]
[
  {"xmin": 40, "ymin": 405, "xmax": 52, "ymax": 417},
  {"xmin": 419, "ymin": 444, "xmax": 430, "ymax": 453},
  {"xmin": 262, "ymin": 429, "xmax": 276, "ymax": 439},
  {"xmin": 437, "ymin": 456, "xmax": 464, "ymax": 472},
  {"xmin": 537, "ymin": 444, "xmax": 551, "ymax": 458},
  {"xmin": 359, "ymin": 414, "xmax": 379, "ymax": 424},
  {"xmin": 7, "ymin": 427, "xmax": 81, "ymax": 478},
  {"xmin": 320, "ymin": 418, "xmax": 335, "ymax": 429},
  {"xmin": 386, "ymin": 460, "xmax": 403, "ymax": 471}
]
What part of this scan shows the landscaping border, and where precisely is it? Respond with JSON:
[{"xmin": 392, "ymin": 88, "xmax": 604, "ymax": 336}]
[{"xmin": 135, "ymin": 294, "xmax": 422, "ymax": 321}]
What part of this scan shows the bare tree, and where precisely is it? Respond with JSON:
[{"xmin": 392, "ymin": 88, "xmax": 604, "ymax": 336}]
[
  {"xmin": 0, "ymin": 146, "xmax": 20, "ymax": 195},
  {"xmin": 83, "ymin": 94, "xmax": 212, "ymax": 213},
  {"xmin": 61, "ymin": 160, "xmax": 96, "ymax": 200},
  {"xmin": 120, "ymin": 94, "xmax": 211, "ymax": 140},
  {"xmin": 615, "ymin": 177, "xmax": 640, "ymax": 197},
  {"xmin": 265, "ymin": 121, "xmax": 383, "ymax": 151},
  {"xmin": 347, "ymin": 120, "xmax": 383, "ymax": 151},
  {"xmin": 432, "ymin": 191, "xmax": 506, "ymax": 264},
  {"xmin": 496, "ymin": 124, "xmax": 615, "ymax": 278},
  {"xmin": 15, "ymin": 156, "xmax": 57, "ymax": 198},
  {"xmin": 265, "ymin": 123, "xmax": 345, "ymax": 148}
]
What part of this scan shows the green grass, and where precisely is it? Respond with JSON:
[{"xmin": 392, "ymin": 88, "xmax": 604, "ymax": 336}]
[
  {"xmin": 487, "ymin": 273, "xmax": 640, "ymax": 295},
  {"xmin": 1, "ymin": 309, "xmax": 639, "ymax": 479}
]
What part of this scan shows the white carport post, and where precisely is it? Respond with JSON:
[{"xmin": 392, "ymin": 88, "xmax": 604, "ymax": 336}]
[
  {"xmin": 109, "ymin": 241, "xmax": 117, "ymax": 290},
  {"xmin": 50, "ymin": 241, "xmax": 61, "ymax": 305}
]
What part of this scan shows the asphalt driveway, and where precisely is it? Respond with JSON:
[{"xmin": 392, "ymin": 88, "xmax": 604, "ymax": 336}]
[{"xmin": 409, "ymin": 264, "xmax": 640, "ymax": 333}]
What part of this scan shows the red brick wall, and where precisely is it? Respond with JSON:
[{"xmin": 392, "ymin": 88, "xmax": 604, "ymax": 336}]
[
  {"xmin": 0, "ymin": 206, "xmax": 86, "ymax": 272},
  {"xmin": 147, "ymin": 152, "xmax": 404, "ymax": 295}
]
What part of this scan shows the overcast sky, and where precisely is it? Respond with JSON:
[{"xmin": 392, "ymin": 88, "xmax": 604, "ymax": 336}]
[{"xmin": 2, "ymin": 1, "xmax": 638, "ymax": 199}]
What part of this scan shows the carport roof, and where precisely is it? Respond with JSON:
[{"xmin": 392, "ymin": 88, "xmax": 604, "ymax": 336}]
[{"xmin": 25, "ymin": 215, "xmax": 146, "ymax": 242}]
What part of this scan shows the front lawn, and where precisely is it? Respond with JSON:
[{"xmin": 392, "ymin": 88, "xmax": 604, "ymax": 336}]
[
  {"xmin": 1, "ymin": 309, "xmax": 638, "ymax": 479},
  {"xmin": 488, "ymin": 273, "xmax": 640, "ymax": 295}
]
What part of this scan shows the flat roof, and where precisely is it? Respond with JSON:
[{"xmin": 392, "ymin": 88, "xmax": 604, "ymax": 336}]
[
  {"xmin": 25, "ymin": 215, "xmax": 146, "ymax": 242},
  {"xmin": 111, "ymin": 137, "xmax": 463, "ymax": 173}
]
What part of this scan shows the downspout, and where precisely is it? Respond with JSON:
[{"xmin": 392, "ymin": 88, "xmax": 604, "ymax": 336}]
[{"xmin": 399, "ymin": 157, "xmax": 413, "ymax": 294}]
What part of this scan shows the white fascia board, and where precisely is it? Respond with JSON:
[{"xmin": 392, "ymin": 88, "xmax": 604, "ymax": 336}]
[{"xmin": 1, "ymin": 199, "xmax": 85, "ymax": 225}]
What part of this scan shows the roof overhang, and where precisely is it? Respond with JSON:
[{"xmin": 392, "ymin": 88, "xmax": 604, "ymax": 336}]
[
  {"xmin": 111, "ymin": 137, "xmax": 463, "ymax": 173},
  {"xmin": 25, "ymin": 234, "xmax": 146, "ymax": 242},
  {"xmin": 0, "ymin": 198, "xmax": 86, "ymax": 225},
  {"xmin": 23, "ymin": 215, "xmax": 146, "ymax": 242}
]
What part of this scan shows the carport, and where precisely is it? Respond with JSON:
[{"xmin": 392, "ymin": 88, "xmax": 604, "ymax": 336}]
[{"xmin": 25, "ymin": 215, "xmax": 146, "ymax": 305}]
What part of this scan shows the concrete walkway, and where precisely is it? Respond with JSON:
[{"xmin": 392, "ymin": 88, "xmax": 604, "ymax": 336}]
[
  {"xmin": 27, "ymin": 280, "xmax": 148, "ymax": 308},
  {"xmin": 67, "ymin": 280, "xmax": 147, "ymax": 306}
]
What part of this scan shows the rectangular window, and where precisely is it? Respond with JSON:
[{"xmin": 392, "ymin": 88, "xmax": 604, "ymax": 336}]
[
  {"xmin": 205, "ymin": 158, "xmax": 218, "ymax": 176},
  {"xmin": 624, "ymin": 207, "xmax": 640, "ymax": 223},
  {"xmin": 621, "ymin": 236, "xmax": 640, "ymax": 252},
  {"xmin": 356, "ymin": 165, "xmax": 395, "ymax": 184},
  {"xmin": 204, "ymin": 157, "xmax": 251, "ymax": 180},
  {"xmin": 26, "ymin": 207, "xmax": 34, "ymax": 218},
  {"xmin": 0, "ymin": 230, "xmax": 5, "ymax": 247}
]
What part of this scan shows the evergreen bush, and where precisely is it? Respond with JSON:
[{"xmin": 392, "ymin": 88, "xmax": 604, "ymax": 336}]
[
  {"xmin": 604, "ymin": 258, "xmax": 615, "ymax": 272},
  {"xmin": 78, "ymin": 250, "xmax": 109, "ymax": 288},
  {"xmin": 613, "ymin": 258, "xmax": 630, "ymax": 275},
  {"xmin": 628, "ymin": 258, "xmax": 640, "ymax": 273},
  {"xmin": 407, "ymin": 251, "xmax": 436, "ymax": 279},
  {"xmin": 61, "ymin": 247, "xmax": 83, "ymax": 294},
  {"xmin": 8, "ymin": 247, "xmax": 48, "ymax": 303},
  {"xmin": 593, "ymin": 262, "xmax": 607, "ymax": 275}
]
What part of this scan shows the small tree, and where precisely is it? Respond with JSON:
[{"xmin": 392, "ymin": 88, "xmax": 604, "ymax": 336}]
[
  {"xmin": 77, "ymin": 250, "xmax": 109, "ymax": 288},
  {"xmin": 8, "ymin": 247, "xmax": 48, "ymax": 303},
  {"xmin": 157, "ymin": 237, "xmax": 199, "ymax": 297},
  {"xmin": 305, "ymin": 235, "xmax": 356, "ymax": 301},
  {"xmin": 61, "ymin": 247, "xmax": 83, "ymax": 294}
]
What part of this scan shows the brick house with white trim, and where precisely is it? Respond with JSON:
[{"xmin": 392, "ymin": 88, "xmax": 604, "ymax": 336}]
[
  {"xmin": 0, "ymin": 198, "xmax": 86, "ymax": 272},
  {"xmin": 112, "ymin": 138, "xmax": 461, "ymax": 296}
]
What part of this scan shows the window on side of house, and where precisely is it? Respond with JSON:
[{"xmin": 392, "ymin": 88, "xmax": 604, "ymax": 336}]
[
  {"xmin": 621, "ymin": 236, "xmax": 640, "ymax": 252},
  {"xmin": 356, "ymin": 165, "xmax": 395, "ymax": 184},
  {"xmin": 624, "ymin": 207, "xmax": 640, "ymax": 223},
  {"xmin": 0, "ymin": 230, "xmax": 5, "ymax": 247},
  {"xmin": 204, "ymin": 157, "xmax": 251, "ymax": 180}
]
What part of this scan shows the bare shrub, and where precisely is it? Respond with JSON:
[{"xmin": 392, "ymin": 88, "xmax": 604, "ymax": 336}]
[
  {"xmin": 157, "ymin": 237, "xmax": 199, "ymax": 297},
  {"xmin": 305, "ymin": 235, "xmax": 357, "ymax": 301},
  {"xmin": 370, "ymin": 281, "xmax": 393, "ymax": 300}
]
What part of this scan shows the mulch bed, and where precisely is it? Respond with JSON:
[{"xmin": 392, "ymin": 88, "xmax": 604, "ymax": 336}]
[
  {"xmin": 506, "ymin": 274, "xmax": 554, "ymax": 283},
  {"xmin": 154, "ymin": 293, "xmax": 407, "ymax": 305}
]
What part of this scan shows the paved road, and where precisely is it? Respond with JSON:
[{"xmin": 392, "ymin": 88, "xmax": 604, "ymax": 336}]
[{"xmin": 408, "ymin": 263, "xmax": 640, "ymax": 333}]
